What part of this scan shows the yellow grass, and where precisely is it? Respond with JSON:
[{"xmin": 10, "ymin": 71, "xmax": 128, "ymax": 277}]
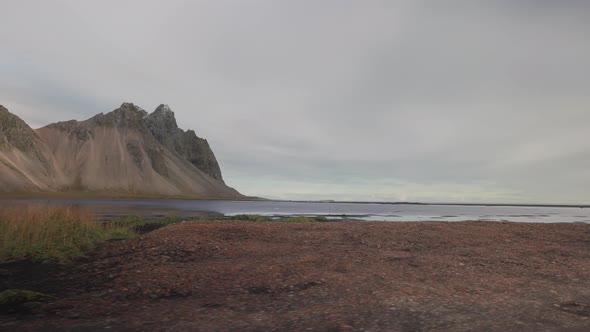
[{"xmin": 0, "ymin": 205, "xmax": 134, "ymax": 263}]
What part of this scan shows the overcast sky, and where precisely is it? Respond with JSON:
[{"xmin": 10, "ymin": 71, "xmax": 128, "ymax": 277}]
[{"xmin": 1, "ymin": 1, "xmax": 589, "ymax": 203}]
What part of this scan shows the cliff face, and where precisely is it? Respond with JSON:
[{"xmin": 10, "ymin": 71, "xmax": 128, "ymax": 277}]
[
  {"xmin": 146, "ymin": 104, "xmax": 224, "ymax": 182},
  {"xmin": 0, "ymin": 103, "xmax": 242, "ymax": 198},
  {"xmin": 0, "ymin": 105, "xmax": 42, "ymax": 151},
  {"xmin": 0, "ymin": 105, "xmax": 63, "ymax": 192}
]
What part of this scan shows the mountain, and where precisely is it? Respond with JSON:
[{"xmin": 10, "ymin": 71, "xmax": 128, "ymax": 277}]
[
  {"xmin": 146, "ymin": 104, "xmax": 223, "ymax": 182},
  {"xmin": 0, "ymin": 103, "xmax": 242, "ymax": 198},
  {"xmin": 0, "ymin": 105, "xmax": 62, "ymax": 192}
]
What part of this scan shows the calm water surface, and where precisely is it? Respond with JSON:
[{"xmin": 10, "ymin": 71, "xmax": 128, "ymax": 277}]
[{"xmin": 2, "ymin": 198, "xmax": 589, "ymax": 223}]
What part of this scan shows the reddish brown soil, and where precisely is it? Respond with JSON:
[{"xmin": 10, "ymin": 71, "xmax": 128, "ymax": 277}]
[{"xmin": 3, "ymin": 220, "xmax": 590, "ymax": 331}]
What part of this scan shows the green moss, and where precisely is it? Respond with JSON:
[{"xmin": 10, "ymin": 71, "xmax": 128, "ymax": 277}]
[
  {"xmin": 226, "ymin": 214, "xmax": 331, "ymax": 223},
  {"xmin": 109, "ymin": 215, "xmax": 193, "ymax": 234},
  {"xmin": 0, "ymin": 289, "xmax": 55, "ymax": 314},
  {"xmin": 278, "ymin": 216, "xmax": 331, "ymax": 223},
  {"xmin": 0, "ymin": 289, "xmax": 54, "ymax": 304},
  {"xmin": 227, "ymin": 214, "xmax": 272, "ymax": 221}
]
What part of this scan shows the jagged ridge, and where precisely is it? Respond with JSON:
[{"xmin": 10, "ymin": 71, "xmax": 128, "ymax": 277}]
[
  {"xmin": 0, "ymin": 103, "xmax": 241, "ymax": 198},
  {"xmin": 0, "ymin": 105, "xmax": 41, "ymax": 151},
  {"xmin": 0, "ymin": 106, "xmax": 57, "ymax": 192},
  {"xmin": 146, "ymin": 104, "xmax": 224, "ymax": 182}
]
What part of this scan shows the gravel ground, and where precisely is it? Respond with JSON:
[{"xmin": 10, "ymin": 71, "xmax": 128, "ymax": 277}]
[{"xmin": 2, "ymin": 220, "xmax": 590, "ymax": 331}]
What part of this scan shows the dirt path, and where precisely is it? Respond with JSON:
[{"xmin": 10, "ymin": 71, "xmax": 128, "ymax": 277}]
[{"xmin": 3, "ymin": 220, "xmax": 590, "ymax": 331}]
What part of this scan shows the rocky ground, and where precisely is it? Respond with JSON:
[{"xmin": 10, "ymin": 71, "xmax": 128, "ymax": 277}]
[{"xmin": 2, "ymin": 220, "xmax": 590, "ymax": 331}]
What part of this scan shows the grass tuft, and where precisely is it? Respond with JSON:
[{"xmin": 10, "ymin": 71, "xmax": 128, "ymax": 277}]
[{"xmin": 0, "ymin": 205, "xmax": 134, "ymax": 263}]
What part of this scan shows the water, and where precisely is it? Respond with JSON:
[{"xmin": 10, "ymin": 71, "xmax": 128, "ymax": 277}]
[{"xmin": 1, "ymin": 198, "xmax": 589, "ymax": 223}]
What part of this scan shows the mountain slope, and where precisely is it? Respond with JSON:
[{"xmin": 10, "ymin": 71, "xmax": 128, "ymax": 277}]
[
  {"xmin": 146, "ymin": 104, "xmax": 224, "ymax": 182},
  {"xmin": 0, "ymin": 103, "xmax": 242, "ymax": 198},
  {"xmin": 0, "ymin": 105, "xmax": 66, "ymax": 192}
]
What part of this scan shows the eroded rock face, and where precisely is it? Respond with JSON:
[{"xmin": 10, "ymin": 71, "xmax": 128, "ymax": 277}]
[
  {"xmin": 0, "ymin": 106, "xmax": 60, "ymax": 192},
  {"xmin": 146, "ymin": 104, "xmax": 224, "ymax": 182},
  {"xmin": 44, "ymin": 120, "xmax": 92, "ymax": 142},
  {"xmin": 0, "ymin": 105, "xmax": 41, "ymax": 152},
  {"xmin": 0, "ymin": 103, "xmax": 241, "ymax": 198},
  {"xmin": 87, "ymin": 102, "xmax": 148, "ymax": 129}
]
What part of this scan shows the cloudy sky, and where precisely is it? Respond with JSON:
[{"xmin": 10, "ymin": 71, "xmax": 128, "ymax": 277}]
[{"xmin": 2, "ymin": 1, "xmax": 589, "ymax": 204}]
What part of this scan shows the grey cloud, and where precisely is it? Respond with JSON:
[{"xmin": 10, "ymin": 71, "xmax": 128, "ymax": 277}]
[{"xmin": 1, "ymin": 0, "xmax": 589, "ymax": 203}]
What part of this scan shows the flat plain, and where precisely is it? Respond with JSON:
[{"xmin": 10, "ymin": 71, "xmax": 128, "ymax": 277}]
[{"xmin": 3, "ymin": 220, "xmax": 590, "ymax": 331}]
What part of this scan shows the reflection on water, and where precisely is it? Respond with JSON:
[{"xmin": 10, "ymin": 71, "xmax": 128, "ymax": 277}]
[{"xmin": 0, "ymin": 198, "xmax": 588, "ymax": 223}]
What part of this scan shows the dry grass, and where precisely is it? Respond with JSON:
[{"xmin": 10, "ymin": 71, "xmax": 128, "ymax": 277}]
[{"xmin": 0, "ymin": 205, "xmax": 134, "ymax": 263}]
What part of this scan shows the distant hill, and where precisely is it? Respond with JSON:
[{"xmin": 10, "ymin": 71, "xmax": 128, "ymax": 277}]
[{"xmin": 0, "ymin": 103, "xmax": 242, "ymax": 198}]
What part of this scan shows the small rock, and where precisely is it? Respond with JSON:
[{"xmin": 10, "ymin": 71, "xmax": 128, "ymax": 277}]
[{"xmin": 67, "ymin": 312, "xmax": 81, "ymax": 319}]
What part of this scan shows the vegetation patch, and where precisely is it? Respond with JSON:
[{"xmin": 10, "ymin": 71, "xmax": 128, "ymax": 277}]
[
  {"xmin": 0, "ymin": 206, "xmax": 333, "ymax": 265},
  {"xmin": 227, "ymin": 214, "xmax": 331, "ymax": 223},
  {"xmin": 0, "ymin": 205, "xmax": 134, "ymax": 263},
  {"xmin": 281, "ymin": 216, "xmax": 331, "ymax": 223},
  {"xmin": 227, "ymin": 214, "xmax": 272, "ymax": 222},
  {"xmin": 110, "ymin": 215, "xmax": 192, "ymax": 235},
  {"xmin": 0, "ymin": 289, "xmax": 55, "ymax": 314}
]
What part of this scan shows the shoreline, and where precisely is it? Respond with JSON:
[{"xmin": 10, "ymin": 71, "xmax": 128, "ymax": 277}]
[
  {"xmin": 272, "ymin": 199, "xmax": 590, "ymax": 209},
  {"xmin": 0, "ymin": 194, "xmax": 587, "ymax": 209},
  {"xmin": 1, "ymin": 198, "xmax": 588, "ymax": 224}
]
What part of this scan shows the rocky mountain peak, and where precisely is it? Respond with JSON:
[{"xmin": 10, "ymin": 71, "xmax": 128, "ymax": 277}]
[
  {"xmin": 45, "ymin": 120, "xmax": 92, "ymax": 142},
  {"xmin": 155, "ymin": 104, "xmax": 172, "ymax": 113},
  {"xmin": 0, "ymin": 105, "xmax": 40, "ymax": 151},
  {"xmin": 149, "ymin": 104, "xmax": 178, "ymax": 132},
  {"xmin": 120, "ymin": 102, "xmax": 147, "ymax": 116},
  {"xmin": 88, "ymin": 102, "xmax": 148, "ymax": 129},
  {"xmin": 145, "ymin": 104, "xmax": 224, "ymax": 182}
]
